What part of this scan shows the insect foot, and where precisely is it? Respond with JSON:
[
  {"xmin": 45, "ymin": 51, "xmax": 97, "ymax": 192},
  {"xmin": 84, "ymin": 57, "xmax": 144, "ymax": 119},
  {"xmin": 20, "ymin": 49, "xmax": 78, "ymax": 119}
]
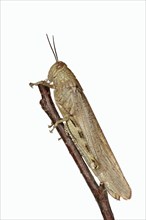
[
  {"xmin": 29, "ymin": 81, "xmax": 54, "ymax": 89},
  {"xmin": 49, "ymin": 117, "xmax": 68, "ymax": 133}
]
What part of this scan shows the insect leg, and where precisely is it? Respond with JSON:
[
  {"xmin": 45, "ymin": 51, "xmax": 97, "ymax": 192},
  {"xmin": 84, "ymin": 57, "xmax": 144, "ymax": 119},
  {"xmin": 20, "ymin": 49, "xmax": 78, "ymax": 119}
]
[
  {"xmin": 49, "ymin": 114, "xmax": 70, "ymax": 133},
  {"xmin": 29, "ymin": 80, "xmax": 54, "ymax": 89},
  {"xmin": 66, "ymin": 120, "xmax": 100, "ymax": 170}
]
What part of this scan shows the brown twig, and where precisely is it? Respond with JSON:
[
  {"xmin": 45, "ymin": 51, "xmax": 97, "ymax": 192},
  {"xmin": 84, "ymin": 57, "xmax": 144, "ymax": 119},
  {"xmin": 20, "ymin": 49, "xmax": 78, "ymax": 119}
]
[{"xmin": 34, "ymin": 84, "xmax": 115, "ymax": 220}]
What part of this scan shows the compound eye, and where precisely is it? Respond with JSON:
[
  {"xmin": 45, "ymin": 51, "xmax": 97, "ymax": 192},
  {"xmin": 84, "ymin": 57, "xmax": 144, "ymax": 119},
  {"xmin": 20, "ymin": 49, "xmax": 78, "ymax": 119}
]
[{"xmin": 56, "ymin": 62, "xmax": 64, "ymax": 69}]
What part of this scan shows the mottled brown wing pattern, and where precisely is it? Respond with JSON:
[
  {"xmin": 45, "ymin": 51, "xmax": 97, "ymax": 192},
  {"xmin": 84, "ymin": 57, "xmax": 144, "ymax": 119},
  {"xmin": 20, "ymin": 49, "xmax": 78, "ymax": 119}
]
[{"xmin": 54, "ymin": 83, "xmax": 131, "ymax": 200}]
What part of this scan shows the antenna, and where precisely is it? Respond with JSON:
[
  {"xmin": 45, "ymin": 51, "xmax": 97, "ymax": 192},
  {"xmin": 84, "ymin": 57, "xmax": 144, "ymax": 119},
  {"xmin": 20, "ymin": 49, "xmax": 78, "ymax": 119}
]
[{"xmin": 46, "ymin": 34, "xmax": 58, "ymax": 62}]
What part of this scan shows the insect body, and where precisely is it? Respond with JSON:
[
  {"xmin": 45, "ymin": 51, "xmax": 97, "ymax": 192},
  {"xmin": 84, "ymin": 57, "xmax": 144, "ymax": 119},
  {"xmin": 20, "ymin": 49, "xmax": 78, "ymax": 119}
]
[{"xmin": 34, "ymin": 35, "xmax": 131, "ymax": 200}]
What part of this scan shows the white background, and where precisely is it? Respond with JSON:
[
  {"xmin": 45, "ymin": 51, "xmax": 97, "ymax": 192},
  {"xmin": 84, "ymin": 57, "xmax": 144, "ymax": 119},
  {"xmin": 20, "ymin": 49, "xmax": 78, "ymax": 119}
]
[{"xmin": 1, "ymin": 1, "xmax": 145, "ymax": 220}]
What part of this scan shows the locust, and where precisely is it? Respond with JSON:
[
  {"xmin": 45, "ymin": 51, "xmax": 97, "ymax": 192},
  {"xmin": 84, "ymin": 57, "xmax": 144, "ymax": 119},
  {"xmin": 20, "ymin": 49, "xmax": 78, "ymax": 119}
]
[{"xmin": 31, "ymin": 35, "xmax": 131, "ymax": 200}]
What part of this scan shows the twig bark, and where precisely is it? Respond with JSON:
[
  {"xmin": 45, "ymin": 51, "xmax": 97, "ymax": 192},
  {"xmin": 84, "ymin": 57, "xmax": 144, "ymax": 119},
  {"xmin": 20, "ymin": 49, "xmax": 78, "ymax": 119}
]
[{"xmin": 34, "ymin": 84, "xmax": 115, "ymax": 220}]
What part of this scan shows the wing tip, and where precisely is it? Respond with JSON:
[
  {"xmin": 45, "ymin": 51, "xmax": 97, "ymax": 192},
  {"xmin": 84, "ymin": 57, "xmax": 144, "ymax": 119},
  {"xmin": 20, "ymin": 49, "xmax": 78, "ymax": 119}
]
[
  {"xmin": 109, "ymin": 188, "xmax": 132, "ymax": 200},
  {"xmin": 105, "ymin": 183, "xmax": 132, "ymax": 200}
]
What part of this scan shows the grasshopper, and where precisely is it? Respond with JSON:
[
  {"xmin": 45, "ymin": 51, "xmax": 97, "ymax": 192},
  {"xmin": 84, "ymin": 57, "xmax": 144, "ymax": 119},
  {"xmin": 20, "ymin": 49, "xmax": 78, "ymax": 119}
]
[{"xmin": 31, "ymin": 35, "xmax": 131, "ymax": 200}]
